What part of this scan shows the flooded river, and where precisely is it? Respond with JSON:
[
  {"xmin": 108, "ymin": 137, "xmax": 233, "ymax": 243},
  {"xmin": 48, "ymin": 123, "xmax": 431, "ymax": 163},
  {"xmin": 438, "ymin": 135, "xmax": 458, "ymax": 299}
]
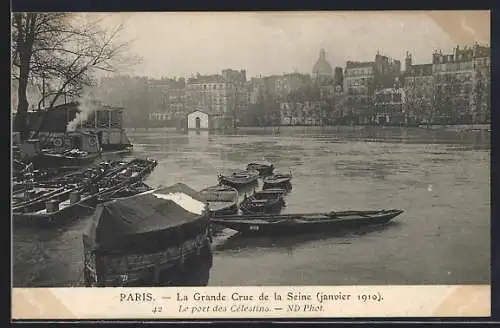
[{"xmin": 13, "ymin": 126, "xmax": 491, "ymax": 286}]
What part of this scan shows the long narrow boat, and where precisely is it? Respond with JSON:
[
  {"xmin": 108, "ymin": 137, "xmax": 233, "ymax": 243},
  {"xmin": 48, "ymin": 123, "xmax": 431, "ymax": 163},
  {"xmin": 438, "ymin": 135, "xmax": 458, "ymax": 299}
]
[
  {"xmin": 96, "ymin": 182, "xmax": 152, "ymax": 203},
  {"xmin": 32, "ymin": 149, "xmax": 101, "ymax": 170},
  {"xmin": 34, "ymin": 163, "xmax": 108, "ymax": 187},
  {"xmin": 82, "ymin": 183, "xmax": 213, "ymax": 287},
  {"xmin": 13, "ymin": 187, "xmax": 99, "ymax": 228},
  {"xmin": 13, "ymin": 181, "xmax": 153, "ymax": 228},
  {"xmin": 246, "ymin": 160, "xmax": 274, "ymax": 176},
  {"xmin": 217, "ymin": 169, "xmax": 259, "ymax": 188},
  {"xmin": 211, "ymin": 209, "xmax": 404, "ymax": 235},
  {"xmin": 239, "ymin": 189, "xmax": 285, "ymax": 214},
  {"xmin": 12, "ymin": 164, "xmax": 108, "ymax": 213},
  {"xmin": 12, "ymin": 158, "xmax": 158, "ymax": 227},
  {"xmin": 199, "ymin": 184, "xmax": 239, "ymax": 216},
  {"xmin": 95, "ymin": 158, "xmax": 158, "ymax": 191},
  {"xmin": 32, "ymin": 166, "xmax": 82, "ymax": 183},
  {"xmin": 12, "ymin": 185, "xmax": 75, "ymax": 213}
]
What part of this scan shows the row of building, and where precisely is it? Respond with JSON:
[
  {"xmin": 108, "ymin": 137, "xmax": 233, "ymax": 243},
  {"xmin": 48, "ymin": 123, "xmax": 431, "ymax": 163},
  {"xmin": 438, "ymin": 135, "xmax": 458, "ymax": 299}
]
[
  {"xmin": 91, "ymin": 42, "xmax": 490, "ymax": 128},
  {"xmin": 278, "ymin": 43, "xmax": 490, "ymax": 126}
]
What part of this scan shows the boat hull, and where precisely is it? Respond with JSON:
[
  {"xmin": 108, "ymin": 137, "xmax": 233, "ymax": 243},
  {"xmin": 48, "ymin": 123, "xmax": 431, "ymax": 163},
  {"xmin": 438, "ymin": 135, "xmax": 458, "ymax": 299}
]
[
  {"xmin": 263, "ymin": 180, "xmax": 292, "ymax": 190},
  {"xmin": 211, "ymin": 210, "xmax": 403, "ymax": 236},
  {"xmin": 119, "ymin": 246, "xmax": 213, "ymax": 287},
  {"xmin": 12, "ymin": 187, "xmax": 75, "ymax": 214},
  {"xmin": 13, "ymin": 194, "xmax": 98, "ymax": 228},
  {"xmin": 218, "ymin": 175, "xmax": 258, "ymax": 188},
  {"xmin": 101, "ymin": 144, "xmax": 133, "ymax": 152},
  {"xmin": 84, "ymin": 239, "xmax": 213, "ymax": 287},
  {"xmin": 239, "ymin": 198, "xmax": 284, "ymax": 214},
  {"xmin": 97, "ymin": 183, "xmax": 152, "ymax": 202},
  {"xmin": 210, "ymin": 203, "xmax": 239, "ymax": 216},
  {"xmin": 13, "ymin": 159, "xmax": 158, "ymax": 228},
  {"xmin": 32, "ymin": 152, "xmax": 101, "ymax": 170},
  {"xmin": 246, "ymin": 164, "xmax": 274, "ymax": 176},
  {"xmin": 199, "ymin": 185, "xmax": 239, "ymax": 217}
]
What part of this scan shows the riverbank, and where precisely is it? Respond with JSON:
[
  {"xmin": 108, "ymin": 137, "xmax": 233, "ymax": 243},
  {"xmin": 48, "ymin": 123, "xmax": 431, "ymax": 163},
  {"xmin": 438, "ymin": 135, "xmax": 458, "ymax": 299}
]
[{"xmin": 125, "ymin": 124, "xmax": 491, "ymax": 135}]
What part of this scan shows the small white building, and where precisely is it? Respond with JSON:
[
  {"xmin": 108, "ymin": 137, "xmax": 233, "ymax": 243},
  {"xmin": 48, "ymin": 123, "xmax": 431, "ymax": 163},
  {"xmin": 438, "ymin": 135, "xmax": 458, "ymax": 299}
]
[{"xmin": 187, "ymin": 110, "xmax": 210, "ymax": 130}]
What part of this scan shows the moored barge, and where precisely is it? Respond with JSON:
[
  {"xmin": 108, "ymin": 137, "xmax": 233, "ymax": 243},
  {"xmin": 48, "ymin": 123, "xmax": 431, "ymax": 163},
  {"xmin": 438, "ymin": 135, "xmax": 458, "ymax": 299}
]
[{"xmin": 82, "ymin": 183, "xmax": 213, "ymax": 287}]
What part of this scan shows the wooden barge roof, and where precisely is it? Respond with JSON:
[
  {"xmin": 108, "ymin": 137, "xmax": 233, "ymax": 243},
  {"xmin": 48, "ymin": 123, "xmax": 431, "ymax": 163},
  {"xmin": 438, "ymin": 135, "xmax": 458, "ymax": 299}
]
[{"xmin": 83, "ymin": 183, "xmax": 209, "ymax": 252}]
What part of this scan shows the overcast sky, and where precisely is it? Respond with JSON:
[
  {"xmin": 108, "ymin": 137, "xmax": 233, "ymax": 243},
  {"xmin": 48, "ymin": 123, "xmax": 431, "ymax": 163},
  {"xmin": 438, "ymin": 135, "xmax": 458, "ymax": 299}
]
[{"xmin": 97, "ymin": 11, "xmax": 490, "ymax": 79}]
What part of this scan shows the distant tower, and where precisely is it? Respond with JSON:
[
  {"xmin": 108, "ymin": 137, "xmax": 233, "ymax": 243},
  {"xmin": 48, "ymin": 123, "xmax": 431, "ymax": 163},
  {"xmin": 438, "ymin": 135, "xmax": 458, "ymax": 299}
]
[
  {"xmin": 312, "ymin": 48, "xmax": 333, "ymax": 84},
  {"xmin": 333, "ymin": 67, "xmax": 343, "ymax": 87},
  {"xmin": 405, "ymin": 51, "xmax": 412, "ymax": 71}
]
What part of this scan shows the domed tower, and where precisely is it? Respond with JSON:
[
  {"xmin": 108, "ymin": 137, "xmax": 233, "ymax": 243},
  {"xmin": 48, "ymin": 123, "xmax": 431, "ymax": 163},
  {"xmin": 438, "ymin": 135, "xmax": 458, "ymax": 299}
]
[{"xmin": 312, "ymin": 48, "xmax": 333, "ymax": 85}]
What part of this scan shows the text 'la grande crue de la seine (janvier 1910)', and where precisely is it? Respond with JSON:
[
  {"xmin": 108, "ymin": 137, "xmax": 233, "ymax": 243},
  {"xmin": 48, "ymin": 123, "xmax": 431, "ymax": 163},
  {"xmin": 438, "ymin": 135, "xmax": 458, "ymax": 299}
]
[{"xmin": 119, "ymin": 289, "xmax": 384, "ymax": 316}]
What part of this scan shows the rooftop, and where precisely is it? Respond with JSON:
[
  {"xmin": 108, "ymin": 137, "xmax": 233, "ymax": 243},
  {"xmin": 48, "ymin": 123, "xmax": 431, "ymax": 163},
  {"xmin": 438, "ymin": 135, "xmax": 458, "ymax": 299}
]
[
  {"xmin": 345, "ymin": 61, "xmax": 375, "ymax": 69},
  {"xmin": 406, "ymin": 63, "xmax": 433, "ymax": 76},
  {"xmin": 187, "ymin": 75, "xmax": 227, "ymax": 84}
]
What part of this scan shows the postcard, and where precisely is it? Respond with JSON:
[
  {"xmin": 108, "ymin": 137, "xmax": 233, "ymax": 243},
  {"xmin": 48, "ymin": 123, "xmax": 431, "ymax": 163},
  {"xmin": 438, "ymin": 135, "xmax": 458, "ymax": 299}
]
[{"xmin": 11, "ymin": 10, "xmax": 491, "ymax": 320}]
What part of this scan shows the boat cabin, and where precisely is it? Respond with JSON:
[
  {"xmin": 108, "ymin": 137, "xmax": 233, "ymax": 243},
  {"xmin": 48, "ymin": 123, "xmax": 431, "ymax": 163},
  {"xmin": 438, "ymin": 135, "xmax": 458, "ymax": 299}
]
[
  {"xmin": 30, "ymin": 102, "xmax": 132, "ymax": 152},
  {"xmin": 49, "ymin": 131, "xmax": 101, "ymax": 153},
  {"xmin": 17, "ymin": 139, "xmax": 41, "ymax": 160}
]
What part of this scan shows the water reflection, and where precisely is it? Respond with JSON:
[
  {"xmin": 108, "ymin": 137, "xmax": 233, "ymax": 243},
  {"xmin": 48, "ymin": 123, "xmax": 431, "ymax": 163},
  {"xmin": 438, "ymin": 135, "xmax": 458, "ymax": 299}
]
[
  {"xmin": 335, "ymin": 159, "xmax": 405, "ymax": 180},
  {"xmin": 167, "ymin": 257, "xmax": 212, "ymax": 287},
  {"xmin": 188, "ymin": 130, "xmax": 209, "ymax": 143}
]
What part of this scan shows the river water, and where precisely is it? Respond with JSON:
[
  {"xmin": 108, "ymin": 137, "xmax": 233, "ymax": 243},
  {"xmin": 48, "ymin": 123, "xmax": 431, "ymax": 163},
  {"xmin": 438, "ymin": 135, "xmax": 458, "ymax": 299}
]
[{"xmin": 12, "ymin": 126, "xmax": 491, "ymax": 286}]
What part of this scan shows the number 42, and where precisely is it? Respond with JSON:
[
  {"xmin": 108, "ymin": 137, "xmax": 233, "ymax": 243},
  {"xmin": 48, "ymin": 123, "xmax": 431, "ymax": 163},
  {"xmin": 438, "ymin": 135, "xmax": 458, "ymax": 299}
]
[{"xmin": 152, "ymin": 306, "xmax": 163, "ymax": 313}]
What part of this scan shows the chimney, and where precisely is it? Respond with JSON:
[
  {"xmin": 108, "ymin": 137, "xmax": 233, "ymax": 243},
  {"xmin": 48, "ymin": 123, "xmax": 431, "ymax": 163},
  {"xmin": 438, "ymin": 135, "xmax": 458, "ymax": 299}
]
[
  {"xmin": 454, "ymin": 45, "xmax": 460, "ymax": 59},
  {"xmin": 405, "ymin": 52, "xmax": 412, "ymax": 71}
]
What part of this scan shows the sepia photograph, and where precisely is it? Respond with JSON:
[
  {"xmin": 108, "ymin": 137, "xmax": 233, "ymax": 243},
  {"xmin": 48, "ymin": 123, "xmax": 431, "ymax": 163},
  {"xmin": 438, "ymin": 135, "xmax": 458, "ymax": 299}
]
[{"xmin": 12, "ymin": 11, "xmax": 490, "ymax": 291}]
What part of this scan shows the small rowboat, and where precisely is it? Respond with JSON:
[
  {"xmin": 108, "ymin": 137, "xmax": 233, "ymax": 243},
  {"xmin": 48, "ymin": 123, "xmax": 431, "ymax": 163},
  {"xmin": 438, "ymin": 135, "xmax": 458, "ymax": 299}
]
[
  {"xmin": 246, "ymin": 160, "xmax": 274, "ymax": 176},
  {"xmin": 262, "ymin": 171, "xmax": 293, "ymax": 189},
  {"xmin": 32, "ymin": 149, "xmax": 102, "ymax": 170},
  {"xmin": 13, "ymin": 158, "xmax": 159, "ymax": 228},
  {"xmin": 239, "ymin": 189, "xmax": 285, "ymax": 214},
  {"xmin": 12, "ymin": 185, "xmax": 75, "ymax": 213},
  {"xmin": 35, "ymin": 164, "xmax": 107, "ymax": 187},
  {"xmin": 218, "ymin": 169, "xmax": 259, "ymax": 188},
  {"xmin": 211, "ymin": 209, "xmax": 404, "ymax": 235},
  {"xmin": 13, "ymin": 188, "xmax": 99, "ymax": 228},
  {"xmin": 200, "ymin": 184, "xmax": 239, "ymax": 216}
]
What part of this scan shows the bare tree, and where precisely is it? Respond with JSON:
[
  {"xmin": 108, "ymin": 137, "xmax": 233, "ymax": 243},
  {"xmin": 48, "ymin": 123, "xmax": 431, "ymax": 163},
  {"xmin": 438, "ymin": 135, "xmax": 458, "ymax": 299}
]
[{"xmin": 11, "ymin": 12, "xmax": 140, "ymax": 139}]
